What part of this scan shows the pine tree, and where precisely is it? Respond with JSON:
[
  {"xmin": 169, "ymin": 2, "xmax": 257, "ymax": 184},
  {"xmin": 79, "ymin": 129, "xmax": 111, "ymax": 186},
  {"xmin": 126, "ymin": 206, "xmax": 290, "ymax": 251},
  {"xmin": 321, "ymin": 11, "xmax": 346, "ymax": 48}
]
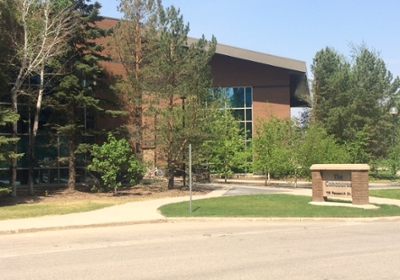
[
  {"xmin": 311, "ymin": 45, "xmax": 400, "ymax": 162},
  {"xmin": 49, "ymin": 0, "xmax": 107, "ymax": 190},
  {"xmin": 0, "ymin": 107, "xmax": 20, "ymax": 165},
  {"xmin": 110, "ymin": 0, "xmax": 161, "ymax": 156},
  {"xmin": 148, "ymin": 5, "xmax": 217, "ymax": 189}
]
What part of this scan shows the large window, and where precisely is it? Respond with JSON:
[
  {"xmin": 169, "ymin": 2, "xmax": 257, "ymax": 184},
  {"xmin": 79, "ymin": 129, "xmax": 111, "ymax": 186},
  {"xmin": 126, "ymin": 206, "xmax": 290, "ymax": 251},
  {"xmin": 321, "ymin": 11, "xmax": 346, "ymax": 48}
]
[
  {"xmin": 0, "ymin": 100, "xmax": 91, "ymax": 185},
  {"xmin": 212, "ymin": 86, "xmax": 253, "ymax": 142}
]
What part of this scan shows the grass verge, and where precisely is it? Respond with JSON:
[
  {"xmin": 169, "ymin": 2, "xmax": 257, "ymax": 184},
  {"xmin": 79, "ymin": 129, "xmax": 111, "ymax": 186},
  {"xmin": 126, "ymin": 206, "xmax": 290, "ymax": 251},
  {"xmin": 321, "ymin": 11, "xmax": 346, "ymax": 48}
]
[
  {"xmin": 369, "ymin": 189, "xmax": 400, "ymax": 200},
  {"xmin": 159, "ymin": 194, "xmax": 400, "ymax": 218},
  {"xmin": 0, "ymin": 198, "xmax": 147, "ymax": 221}
]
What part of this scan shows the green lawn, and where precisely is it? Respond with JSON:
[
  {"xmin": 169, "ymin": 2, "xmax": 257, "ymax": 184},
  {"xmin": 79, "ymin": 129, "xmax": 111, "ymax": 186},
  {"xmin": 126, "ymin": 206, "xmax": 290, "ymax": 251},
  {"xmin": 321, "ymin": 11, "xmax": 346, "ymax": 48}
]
[
  {"xmin": 369, "ymin": 189, "xmax": 400, "ymax": 200},
  {"xmin": 0, "ymin": 201, "xmax": 115, "ymax": 220},
  {"xmin": 158, "ymin": 194, "xmax": 400, "ymax": 218}
]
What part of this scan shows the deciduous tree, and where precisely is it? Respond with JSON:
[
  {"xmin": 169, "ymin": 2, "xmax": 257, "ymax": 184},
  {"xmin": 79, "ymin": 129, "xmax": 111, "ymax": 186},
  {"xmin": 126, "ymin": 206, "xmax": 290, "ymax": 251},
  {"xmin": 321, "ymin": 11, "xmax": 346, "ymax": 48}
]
[
  {"xmin": 4, "ymin": 0, "xmax": 76, "ymax": 195},
  {"xmin": 203, "ymin": 109, "xmax": 245, "ymax": 183},
  {"xmin": 253, "ymin": 116, "xmax": 293, "ymax": 186}
]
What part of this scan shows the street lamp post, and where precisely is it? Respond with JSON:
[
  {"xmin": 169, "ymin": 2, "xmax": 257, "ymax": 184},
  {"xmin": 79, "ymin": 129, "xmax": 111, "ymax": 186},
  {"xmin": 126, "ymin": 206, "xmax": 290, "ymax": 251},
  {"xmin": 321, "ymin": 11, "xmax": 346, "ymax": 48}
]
[
  {"xmin": 181, "ymin": 95, "xmax": 187, "ymax": 187},
  {"xmin": 389, "ymin": 107, "xmax": 398, "ymax": 182}
]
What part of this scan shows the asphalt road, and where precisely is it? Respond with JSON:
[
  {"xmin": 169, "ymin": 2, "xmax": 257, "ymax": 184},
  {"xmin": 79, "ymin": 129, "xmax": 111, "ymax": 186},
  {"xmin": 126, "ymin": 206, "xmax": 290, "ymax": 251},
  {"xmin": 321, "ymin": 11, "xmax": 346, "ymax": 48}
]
[{"xmin": 2, "ymin": 219, "xmax": 400, "ymax": 279}]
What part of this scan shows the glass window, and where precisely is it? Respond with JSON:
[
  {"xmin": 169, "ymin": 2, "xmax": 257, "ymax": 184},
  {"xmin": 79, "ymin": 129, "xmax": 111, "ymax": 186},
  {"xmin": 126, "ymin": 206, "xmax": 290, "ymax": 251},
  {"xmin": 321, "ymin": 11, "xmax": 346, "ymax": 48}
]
[
  {"xmin": 246, "ymin": 109, "xmax": 252, "ymax": 121},
  {"xmin": 245, "ymin": 87, "xmax": 252, "ymax": 107},
  {"xmin": 232, "ymin": 109, "xmax": 244, "ymax": 121},
  {"xmin": 245, "ymin": 123, "xmax": 252, "ymax": 139},
  {"xmin": 212, "ymin": 86, "xmax": 253, "ymax": 141},
  {"xmin": 227, "ymin": 87, "xmax": 245, "ymax": 108}
]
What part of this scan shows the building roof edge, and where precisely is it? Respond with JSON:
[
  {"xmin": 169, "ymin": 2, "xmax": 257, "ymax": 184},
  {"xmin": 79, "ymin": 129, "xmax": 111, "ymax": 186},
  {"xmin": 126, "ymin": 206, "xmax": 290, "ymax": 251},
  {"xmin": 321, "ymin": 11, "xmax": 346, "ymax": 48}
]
[{"xmin": 187, "ymin": 37, "xmax": 307, "ymax": 73}]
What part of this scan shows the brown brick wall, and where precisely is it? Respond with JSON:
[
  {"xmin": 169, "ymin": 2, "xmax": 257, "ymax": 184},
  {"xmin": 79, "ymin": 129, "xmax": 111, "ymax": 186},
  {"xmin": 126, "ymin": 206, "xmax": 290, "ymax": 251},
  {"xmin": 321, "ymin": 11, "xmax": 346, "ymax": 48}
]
[
  {"xmin": 311, "ymin": 171, "xmax": 325, "ymax": 202},
  {"xmin": 94, "ymin": 18, "xmax": 293, "ymax": 143},
  {"xmin": 351, "ymin": 170, "xmax": 369, "ymax": 205},
  {"xmin": 210, "ymin": 53, "xmax": 291, "ymax": 125}
]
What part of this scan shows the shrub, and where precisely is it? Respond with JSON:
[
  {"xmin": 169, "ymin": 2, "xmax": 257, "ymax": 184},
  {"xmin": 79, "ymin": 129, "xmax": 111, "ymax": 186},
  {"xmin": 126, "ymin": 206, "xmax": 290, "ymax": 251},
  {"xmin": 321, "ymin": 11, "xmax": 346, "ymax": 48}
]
[{"xmin": 87, "ymin": 133, "xmax": 145, "ymax": 194}]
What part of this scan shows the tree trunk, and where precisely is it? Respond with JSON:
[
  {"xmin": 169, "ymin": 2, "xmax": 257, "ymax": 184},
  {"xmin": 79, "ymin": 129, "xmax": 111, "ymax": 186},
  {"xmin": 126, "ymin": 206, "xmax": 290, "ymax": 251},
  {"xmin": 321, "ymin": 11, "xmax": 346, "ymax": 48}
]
[
  {"xmin": 28, "ymin": 65, "xmax": 45, "ymax": 195},
  {"xmin": 264, "ymin": 170, "xmax": 271, "ymax": 186},
  {"xmin": 28, "ymin": 133, "xmax": 35, "ymax": 195},
  {"xmin": 10, "ymin": 90, "xmax": 18, "ymax": 197},
  {"xmin": 224, "ymin": 158, "xmax": 228, "ymax": 183},
  {"xmin": 134, "ymin": 18, "xmax": 142, "ymax": 159},
  {"xmin": 167, "ymin": 152, "xmax": 174, "ymax": 189},
  {"xmin": 68, "ymin": 137, "xmax": 76, "ymax": 190}
]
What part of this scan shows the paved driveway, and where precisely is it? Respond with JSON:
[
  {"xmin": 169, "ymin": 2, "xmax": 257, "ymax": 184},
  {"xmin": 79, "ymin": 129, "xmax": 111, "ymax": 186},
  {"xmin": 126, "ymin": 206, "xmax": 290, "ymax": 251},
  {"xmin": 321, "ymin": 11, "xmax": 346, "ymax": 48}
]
[{"xmin": 223, "ymin": 186, "xmax": 291, "ymax": 196}]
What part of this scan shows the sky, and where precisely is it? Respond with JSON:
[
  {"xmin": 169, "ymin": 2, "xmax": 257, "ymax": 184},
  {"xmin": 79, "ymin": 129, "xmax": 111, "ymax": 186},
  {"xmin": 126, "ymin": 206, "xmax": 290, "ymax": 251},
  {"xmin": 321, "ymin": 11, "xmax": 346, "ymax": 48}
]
[{"xmin": 96, "ymin": 0, "xmax": 400, "ymax": 116}]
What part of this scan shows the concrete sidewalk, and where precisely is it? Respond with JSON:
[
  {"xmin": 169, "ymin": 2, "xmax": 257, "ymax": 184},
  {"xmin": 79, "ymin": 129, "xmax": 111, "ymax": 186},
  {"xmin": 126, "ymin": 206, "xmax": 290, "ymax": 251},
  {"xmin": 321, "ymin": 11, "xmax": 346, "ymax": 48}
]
[
  {"xmin": 0, "ymin": 185, "xmax": 229, "ymax": 235},
  {"xmin": 1, "ymin": 182, "xmax": 400, "ymax": 234}
]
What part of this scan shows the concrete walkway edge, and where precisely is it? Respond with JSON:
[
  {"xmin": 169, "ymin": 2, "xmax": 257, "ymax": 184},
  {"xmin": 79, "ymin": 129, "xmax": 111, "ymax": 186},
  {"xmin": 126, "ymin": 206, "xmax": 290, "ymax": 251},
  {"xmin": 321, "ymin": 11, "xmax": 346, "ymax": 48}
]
[{"xmin": 1, "ymin": 182, "xmax": 400, "ymax": 235}]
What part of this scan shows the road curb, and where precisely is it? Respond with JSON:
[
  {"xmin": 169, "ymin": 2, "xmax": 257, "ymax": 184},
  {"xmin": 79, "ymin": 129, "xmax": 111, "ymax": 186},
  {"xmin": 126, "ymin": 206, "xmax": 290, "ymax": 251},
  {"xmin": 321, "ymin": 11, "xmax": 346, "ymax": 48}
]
[
  {"xmin": 0, "ymin": 219, "xmax": 168, "ymax": 235},
  {"xmin": 3, "ymin": 215, "xmax": 400, "ymax": 235}
]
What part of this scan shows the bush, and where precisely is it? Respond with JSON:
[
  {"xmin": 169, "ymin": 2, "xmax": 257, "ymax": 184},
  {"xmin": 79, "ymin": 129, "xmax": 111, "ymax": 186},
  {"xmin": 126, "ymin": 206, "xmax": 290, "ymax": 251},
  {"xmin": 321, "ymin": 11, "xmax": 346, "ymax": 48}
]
[
  {"xmin": 87, "ymin": 133, "xmax": 145, "ymax": 193},
  {"xmin": 0, "ymin": 185, "xmax": 11, "ymax": 197}
]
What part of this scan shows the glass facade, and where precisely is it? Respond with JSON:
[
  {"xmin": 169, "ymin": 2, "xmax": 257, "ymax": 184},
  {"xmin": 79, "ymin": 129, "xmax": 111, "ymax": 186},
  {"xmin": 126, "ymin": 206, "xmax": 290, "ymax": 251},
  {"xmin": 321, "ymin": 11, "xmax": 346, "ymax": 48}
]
[
  {"xmin": 212, "ymin": 86, "xmax": 253, "ymax": 143},
  {"xmin": 0, "ymin": 101, "xmax": 90, "ymax": 185}
]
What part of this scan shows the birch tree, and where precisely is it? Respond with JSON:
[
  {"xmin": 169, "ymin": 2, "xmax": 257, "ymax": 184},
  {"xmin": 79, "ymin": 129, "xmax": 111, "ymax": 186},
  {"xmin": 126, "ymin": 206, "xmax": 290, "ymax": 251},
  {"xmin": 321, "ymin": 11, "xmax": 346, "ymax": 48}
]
[{"xmin": 6, "ymin": 0, "xmax": 76, "ymax": 195}]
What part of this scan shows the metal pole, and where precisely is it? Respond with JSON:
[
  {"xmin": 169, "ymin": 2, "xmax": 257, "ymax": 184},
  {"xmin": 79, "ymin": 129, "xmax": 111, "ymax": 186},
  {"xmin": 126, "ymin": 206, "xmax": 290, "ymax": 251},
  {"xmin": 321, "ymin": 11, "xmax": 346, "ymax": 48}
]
[
  {"xmin": 393, "ymin": 114, "xmax": 396, "ymax": 182},
  {"xmin": 182, "ymin": 97, "xmax": 186, "ymax": 187},
  {"xmin": 189, "ymin": 144, "xmax": 192, "ymax": 213},
  {"xmin": 392, "ymin": 115, "xmax": 396, "ymax": 147}
]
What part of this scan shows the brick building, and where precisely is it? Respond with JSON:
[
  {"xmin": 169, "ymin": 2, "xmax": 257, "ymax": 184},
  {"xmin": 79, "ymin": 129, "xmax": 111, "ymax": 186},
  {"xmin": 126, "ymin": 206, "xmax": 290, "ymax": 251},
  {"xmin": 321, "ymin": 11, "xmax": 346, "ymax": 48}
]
[{"xmin": 0, "ymin": 17, "xmax": 309, "ymax": 185}]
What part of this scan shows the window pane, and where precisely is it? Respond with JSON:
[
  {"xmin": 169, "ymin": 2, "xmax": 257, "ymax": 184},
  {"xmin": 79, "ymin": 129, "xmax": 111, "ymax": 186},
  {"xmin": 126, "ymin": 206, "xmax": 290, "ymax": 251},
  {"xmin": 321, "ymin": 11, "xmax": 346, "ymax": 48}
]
[
  {"xmin": 232, "ymin": 109, "xmax": 244, "ymax": 121},
  {"xmin": 17, "ymin": 104, "xmax": 31, "ymax": 134},
  {"xmin": 17, "ymin": 135, "xmax": 29, "ymax": 168},
  {"xmin": 35, "ymin": 135, "xmax": 58, "ymax": 168},
  {"xmin": 245, "ymin": 87, "xmax": 252, "ymax": 107},
  {"xmin": 246, "ymin": 109, "xmax": 252, "ymax": 121},
  {"xmin": 239, "ymin": 122, "xmax": 245, "ymax": 135},
  {"xmin": 227, "ymin": 87, "xmax": 244, "ymax": 108},
  {"xmin": 59, "ymin": 136, "xmax": 69, "ymax": 167},
  {"xmin": 245, "ymin": 123, "xmax": 252, "ymax": 139}
]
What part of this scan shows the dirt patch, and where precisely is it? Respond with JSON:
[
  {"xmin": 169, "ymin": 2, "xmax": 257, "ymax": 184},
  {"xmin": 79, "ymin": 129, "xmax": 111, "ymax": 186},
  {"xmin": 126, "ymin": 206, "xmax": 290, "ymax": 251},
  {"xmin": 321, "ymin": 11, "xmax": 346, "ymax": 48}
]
[{"xmin": 0, "ymin": 182, "xmax": 212, "ymax": 206}]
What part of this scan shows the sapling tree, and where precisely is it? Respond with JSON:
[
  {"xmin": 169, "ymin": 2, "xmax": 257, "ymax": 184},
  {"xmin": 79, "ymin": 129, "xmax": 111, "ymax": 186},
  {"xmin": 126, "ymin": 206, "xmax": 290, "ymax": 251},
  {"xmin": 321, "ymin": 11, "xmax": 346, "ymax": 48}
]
[
  {"xmin": 253, "ymin": 116, "xmax": 293, "ymax": 186},
  {"xmin": 203, "ymin": 109, "xmax": 245, "ymax": 182}
]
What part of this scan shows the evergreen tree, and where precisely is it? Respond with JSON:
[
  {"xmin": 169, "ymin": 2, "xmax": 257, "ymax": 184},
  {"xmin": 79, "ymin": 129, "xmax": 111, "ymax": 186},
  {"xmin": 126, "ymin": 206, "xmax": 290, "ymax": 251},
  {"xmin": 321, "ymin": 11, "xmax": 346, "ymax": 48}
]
[
  {"xmin": 110, "ymin": 0, "xmax": 161, "ymax": 156},
  {"xmin": 0, "ymin": 107, "xmax": 20, "ymax": 164},
  {"xmin": 49, "ymin": 0, "xmax": 106, "ymax": 190},
  {"xmin": 0, "ymin": 1, "xmax": 22, "ymax": 186},
  {"xmin": 148, "ymin": 5, "xmax": 217, "ymax": 189},
  {"xmin": 311, "ymin": 45, "xmax": 400, "ymax": 162}
]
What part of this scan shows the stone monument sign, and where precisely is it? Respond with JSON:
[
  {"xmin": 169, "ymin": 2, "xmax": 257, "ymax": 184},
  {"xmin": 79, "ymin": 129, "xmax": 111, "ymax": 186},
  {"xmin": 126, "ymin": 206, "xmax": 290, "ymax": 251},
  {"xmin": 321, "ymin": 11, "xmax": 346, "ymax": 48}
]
[{"xmin": 310, "ymin": 164, "xmax": 370, "ymax": 205}]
